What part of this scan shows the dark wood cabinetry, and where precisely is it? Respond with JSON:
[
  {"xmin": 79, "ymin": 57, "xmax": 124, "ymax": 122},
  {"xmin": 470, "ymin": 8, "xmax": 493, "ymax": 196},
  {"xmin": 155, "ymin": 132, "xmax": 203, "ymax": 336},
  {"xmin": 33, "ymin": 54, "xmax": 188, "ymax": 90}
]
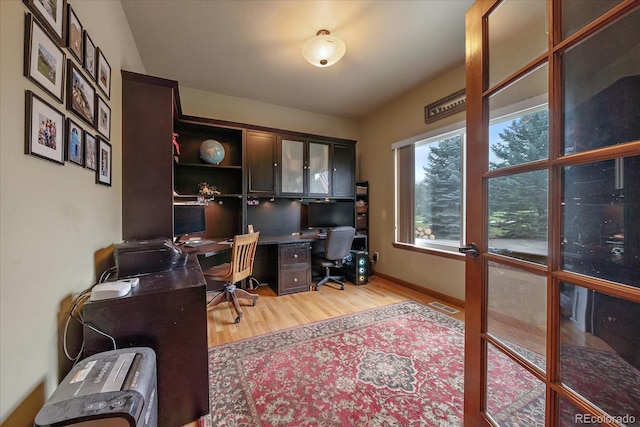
[
  {"xmin": 122, "ymin": 71, "xmax": 176, "ymax": 241},
  {"xmin": 247, "ymin": 131, "xmax": 277, "ymax": 195},
  {"xmin": 122, "ymin": 70, "xmax": 357, "ymax": 241},
  {"xmin": 355, "ymin": 181, "xmax": 369, "ymax": 252},
  {"xmin": 83, "ymin": 256, "xmax": 209, "ymax": 427},
  {"xmin": 270, "ymin": 242, "xmax": 312, "ymax": 295},
  {"xmin": 332, "ymin": 144, "xmax": 356, "ymax": 198}
]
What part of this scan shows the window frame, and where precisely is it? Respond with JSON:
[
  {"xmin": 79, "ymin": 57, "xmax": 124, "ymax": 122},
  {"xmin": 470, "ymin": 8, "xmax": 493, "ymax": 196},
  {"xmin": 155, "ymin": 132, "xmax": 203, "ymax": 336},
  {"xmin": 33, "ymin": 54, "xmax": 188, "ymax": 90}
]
[{"xmin": 393, "ymin": 120, "xmax": 467, "ymax": 257}]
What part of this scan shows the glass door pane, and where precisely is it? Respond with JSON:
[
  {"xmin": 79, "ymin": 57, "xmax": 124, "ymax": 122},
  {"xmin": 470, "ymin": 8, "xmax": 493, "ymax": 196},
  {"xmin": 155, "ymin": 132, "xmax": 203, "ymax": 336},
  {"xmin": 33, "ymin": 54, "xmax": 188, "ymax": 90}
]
[
  {"xmin": 486, "ymin": 341, "xmax": 546, "ymax": 425},
  {"xmin": 561, "ymin": 0, "xmax": 624, "ymax": 40},
  {"xmin": 308, "ymin": 142, "xmax": 329, "ymax": 196},
  {"xmin": 280, "ymin": 139, "xmax": 304, "ymax": 194},
  {"xmin": 562, "ymin": 10, "xmax": 640, "ymax": 155},
  {"xmin": 488, "ymin": 0, "xmax": 547, "ymax": 87},
  {"xmin": 487, "ymin": 261, "xmax": 547, "ymax": 370},
  {"xmin": 561, "ymin": 156, "xmax": 640, "ymax": 287},
  {"xmin": 559, "ymin": 284, "xmax": 640, "ymax": 422}
]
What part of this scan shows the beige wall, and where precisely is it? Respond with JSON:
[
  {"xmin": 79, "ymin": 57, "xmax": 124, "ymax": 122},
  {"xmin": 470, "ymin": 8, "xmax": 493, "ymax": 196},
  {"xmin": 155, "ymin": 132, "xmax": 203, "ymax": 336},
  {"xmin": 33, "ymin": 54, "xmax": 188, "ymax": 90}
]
[
  {"xmin": 359, "ymin": 65, "xmax": 467, "ymax": 301},
  {"xmin": 179, "ymin": 86, "xmax": 360, "ymax": 142},
  {"xmin": 0, "ymin": 1, "xmax": 145, "ymax": 421}
]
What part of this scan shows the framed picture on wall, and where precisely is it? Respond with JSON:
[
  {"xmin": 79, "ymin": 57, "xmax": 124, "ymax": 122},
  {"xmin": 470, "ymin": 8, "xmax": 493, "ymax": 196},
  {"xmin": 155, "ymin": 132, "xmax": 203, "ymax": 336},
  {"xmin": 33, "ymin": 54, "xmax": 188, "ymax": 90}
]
[
  {"xmin": 65, "ymin": 117, "xmax": 83, "ymax": 166},
  {"xmin": 66, "ymin": 59, "xmax": 95, "ymax": 126},
  {"xmin": 96, "ymin": 47, "xmax": 111, "ymax": 99},
  {"xmin": 25, "ymin": 90, "xmax": 65, "ymax": 165},
  {"xmin": 96, "ymin": 137, "xmax": 112, "ymax": 186},
  {"xmin": 66, "ymin": 4, "xmax": 83, "ymax": 62},
  {"xmin": 83, "ymin": 30, "xmax": 96, "ymax": 80},
  {"xmin": 96, "ymin": 95, "xmax": 111, "ymax": 139},
  {"xmin": 24, "ymin": 13, "xmax": 66, "ymax": 103},
  {"xmin": 84, "ymin": 132, "xmax": 97, "ymax": 171},
  {"xmin": 23, "ymin": 0, "xmax": 67, "ymax": 46}
]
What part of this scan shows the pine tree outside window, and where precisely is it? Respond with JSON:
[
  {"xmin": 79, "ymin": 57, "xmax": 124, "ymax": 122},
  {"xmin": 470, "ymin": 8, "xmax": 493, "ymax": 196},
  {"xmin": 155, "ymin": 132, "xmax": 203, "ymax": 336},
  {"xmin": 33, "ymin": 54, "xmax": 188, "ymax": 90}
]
[{"xmin": 394, "ymin": 102, "xmax": 548, "ymax": 257}]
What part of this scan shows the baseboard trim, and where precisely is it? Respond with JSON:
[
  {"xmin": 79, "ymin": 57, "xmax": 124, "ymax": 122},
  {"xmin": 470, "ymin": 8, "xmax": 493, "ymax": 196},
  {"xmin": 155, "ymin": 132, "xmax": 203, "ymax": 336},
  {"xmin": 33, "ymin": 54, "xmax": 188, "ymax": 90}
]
[{"xmin": 375, "ymin": 272, "xmax": 465, "ymax": 309}]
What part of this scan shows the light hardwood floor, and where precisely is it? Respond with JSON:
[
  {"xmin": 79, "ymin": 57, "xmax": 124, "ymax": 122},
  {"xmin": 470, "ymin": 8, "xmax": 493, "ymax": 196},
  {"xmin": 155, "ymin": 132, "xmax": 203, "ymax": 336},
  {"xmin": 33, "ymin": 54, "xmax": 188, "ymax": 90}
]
[{"xmin": 206, "ymin": 275, "xmax": 465, "ymax": 347}]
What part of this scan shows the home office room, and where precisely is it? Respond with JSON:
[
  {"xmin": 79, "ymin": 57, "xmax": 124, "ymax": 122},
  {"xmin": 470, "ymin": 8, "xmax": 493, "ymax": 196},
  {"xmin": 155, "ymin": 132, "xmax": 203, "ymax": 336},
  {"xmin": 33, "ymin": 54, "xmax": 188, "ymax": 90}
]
[{"xmin": 2, "ymin": 1, "xmax": 639, "ymax": 426}]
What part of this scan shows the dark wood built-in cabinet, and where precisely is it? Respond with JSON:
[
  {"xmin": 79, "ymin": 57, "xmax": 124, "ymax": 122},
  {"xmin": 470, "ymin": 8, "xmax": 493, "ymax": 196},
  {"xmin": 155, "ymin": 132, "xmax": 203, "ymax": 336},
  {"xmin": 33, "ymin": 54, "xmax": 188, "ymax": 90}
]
[
  {"xmin": 122, "ymin": 72, "xmax": 176, "ymax": 241},
  {"xmin": 121, "ymin": 70, "xmax": 358, "ymax": 243}
]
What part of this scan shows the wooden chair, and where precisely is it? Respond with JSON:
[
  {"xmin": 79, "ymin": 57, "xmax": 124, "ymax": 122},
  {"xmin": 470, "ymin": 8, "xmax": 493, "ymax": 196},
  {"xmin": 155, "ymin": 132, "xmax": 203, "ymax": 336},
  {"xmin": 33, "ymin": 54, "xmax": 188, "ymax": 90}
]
[{"xmin": 203, "ymin": 232, "xmax": 260, "ymax": 323}]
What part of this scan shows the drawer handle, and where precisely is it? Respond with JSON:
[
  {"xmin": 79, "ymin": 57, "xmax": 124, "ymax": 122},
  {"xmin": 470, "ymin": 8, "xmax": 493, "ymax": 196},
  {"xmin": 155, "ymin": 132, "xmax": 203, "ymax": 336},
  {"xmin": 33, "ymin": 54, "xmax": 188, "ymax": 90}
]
[
  {"xmin": 294, "ymin": 278, "xmax": 298, "ymax": 282},
  {"xmin": 294, "ymin": 254, "xmax": 298, "ymax": 258}
]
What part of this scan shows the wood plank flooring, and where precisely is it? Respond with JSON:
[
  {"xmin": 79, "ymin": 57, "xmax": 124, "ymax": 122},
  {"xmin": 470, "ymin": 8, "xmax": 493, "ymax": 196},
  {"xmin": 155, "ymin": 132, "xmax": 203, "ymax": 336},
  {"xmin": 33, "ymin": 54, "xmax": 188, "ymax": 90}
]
[{"xmin": 206, "ymin": 275, "xmax": 465, "ymax": 347}]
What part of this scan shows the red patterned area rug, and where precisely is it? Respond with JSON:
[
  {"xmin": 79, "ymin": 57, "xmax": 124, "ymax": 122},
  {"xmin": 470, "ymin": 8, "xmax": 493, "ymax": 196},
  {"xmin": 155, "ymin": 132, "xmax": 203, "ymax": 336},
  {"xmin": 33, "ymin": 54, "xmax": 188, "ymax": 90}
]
[{"xmin": 203, "ymin": 301, "xmax": 466, "ymax": 426}]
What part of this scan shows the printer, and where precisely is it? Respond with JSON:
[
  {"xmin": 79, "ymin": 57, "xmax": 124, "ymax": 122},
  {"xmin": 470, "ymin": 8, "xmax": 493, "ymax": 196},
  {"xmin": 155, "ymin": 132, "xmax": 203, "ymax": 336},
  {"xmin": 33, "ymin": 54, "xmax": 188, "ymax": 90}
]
[
  {"xmin": 115, "ymin": 238, "xmax": 187, "ymax": 278},
  {"xmin": 34, "ymin": 347, "xmax": 157, "ymax": 427}
]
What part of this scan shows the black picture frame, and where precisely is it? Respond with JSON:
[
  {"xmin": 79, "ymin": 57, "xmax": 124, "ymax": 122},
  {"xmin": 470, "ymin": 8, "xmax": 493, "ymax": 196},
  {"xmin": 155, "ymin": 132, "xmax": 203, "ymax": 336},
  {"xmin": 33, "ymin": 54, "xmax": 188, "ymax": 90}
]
[
  {"xmin": 25, "ymin": 90, "xmax": 65, "ymax": 165},
  {"xmin": 96, "ymin": 47, "xmax": 111, "ymax": 99},
  {"xmin": 83, "ymin": 30, "xmax": 96, "ymax": 81},
  {"xmin": 65, "ymin": 117, "xmax": 84, "ymax": 166},
  {"xmin": 23, "ymin": 0, "xmax": 67, "ymax": 46},
  {"xmin": 66, "ymin": 4, "xmax": 83, "ymax": 63},
  {"xmin": 24, "ymin": 13, "xmax": 66, "ymax": 103},
  {"xmin": 66, "ymin": 59, "xmax": 95, "ymax": 127},
  {"xmin": 96, "ymin": 95, "xmax": 111, "ymax": 140},
  {"xmin": 96, "ymin": 137, "xmax": 112, "ymax": 186},
  {"xmin": 84, "ymin": 132, "xmax": 97, "ymax": 171}
]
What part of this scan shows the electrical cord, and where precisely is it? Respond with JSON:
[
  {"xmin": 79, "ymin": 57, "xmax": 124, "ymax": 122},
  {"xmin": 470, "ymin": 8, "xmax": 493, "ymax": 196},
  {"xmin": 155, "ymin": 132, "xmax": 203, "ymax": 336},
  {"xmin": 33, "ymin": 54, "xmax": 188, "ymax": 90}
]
[{"xmin": 63, "ymin": 276, "xmax": 119, "ymax": 363}]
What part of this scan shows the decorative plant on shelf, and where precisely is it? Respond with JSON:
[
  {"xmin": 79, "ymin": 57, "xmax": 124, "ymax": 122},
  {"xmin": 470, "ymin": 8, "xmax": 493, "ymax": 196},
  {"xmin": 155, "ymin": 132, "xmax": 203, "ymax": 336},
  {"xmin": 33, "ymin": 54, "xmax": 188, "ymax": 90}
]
[{"xmin": 198, "ymin": 182, "xmax": 220, "ymax": 196}]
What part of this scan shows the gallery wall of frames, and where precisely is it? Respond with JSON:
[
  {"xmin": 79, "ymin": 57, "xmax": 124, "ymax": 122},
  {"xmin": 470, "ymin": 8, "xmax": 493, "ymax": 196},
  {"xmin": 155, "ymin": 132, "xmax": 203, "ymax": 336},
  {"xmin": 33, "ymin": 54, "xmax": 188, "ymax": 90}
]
[{"xmin": 23, "ymin": 0, "xmax": 112, "ymax": 186}]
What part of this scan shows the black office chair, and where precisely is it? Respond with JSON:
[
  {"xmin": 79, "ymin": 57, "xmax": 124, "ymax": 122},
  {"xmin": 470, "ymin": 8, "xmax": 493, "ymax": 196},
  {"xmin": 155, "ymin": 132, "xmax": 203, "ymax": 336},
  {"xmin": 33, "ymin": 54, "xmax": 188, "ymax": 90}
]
[{"xmin": 312, "ymin": 226, "xmax": 356, "ymax": 291}]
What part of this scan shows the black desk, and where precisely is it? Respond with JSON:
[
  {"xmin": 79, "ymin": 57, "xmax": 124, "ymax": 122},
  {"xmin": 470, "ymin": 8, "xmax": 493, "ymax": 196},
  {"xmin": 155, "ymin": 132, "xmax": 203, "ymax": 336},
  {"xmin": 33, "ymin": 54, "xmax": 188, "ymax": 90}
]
[
  {"xmin": 82, "ymin": 255, "xmax": 209, "ymax": 427},
  {"xmin": 186, "ymin": 233, "xmax": 367, "ymax": 295}
]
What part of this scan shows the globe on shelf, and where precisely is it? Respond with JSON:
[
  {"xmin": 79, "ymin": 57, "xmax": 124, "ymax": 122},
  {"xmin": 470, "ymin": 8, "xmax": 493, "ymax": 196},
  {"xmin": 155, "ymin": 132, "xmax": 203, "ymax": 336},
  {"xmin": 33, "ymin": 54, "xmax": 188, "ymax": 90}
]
[{"xmin": 199, "ymin": 139, "xmax": 225, "ymax": 165}]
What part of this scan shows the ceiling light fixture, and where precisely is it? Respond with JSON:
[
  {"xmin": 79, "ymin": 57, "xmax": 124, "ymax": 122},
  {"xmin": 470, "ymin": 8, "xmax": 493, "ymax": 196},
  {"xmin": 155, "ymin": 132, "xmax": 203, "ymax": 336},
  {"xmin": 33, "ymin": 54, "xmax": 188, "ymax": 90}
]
[{"xmin": 302, "ymin": 29, "xmax": 346, "ymax": 67}]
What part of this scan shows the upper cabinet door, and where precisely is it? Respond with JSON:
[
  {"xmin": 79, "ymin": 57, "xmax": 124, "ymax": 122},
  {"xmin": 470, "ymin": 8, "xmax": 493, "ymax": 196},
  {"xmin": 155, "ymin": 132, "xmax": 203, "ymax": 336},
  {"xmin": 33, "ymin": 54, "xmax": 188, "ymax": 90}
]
[
  {"xmin": 278, "ymin": 137, "xmax": 305, "ymax": 195},
  {"xmin": 307, "ymin": 141, "xmax": 331, "ymax": 197},
  {"xmin": 247, "ymin": 131, "xmax": 277, "ymax": 195},
  {"xmin": 332, "ymin": 144, "xmax": 355, "ymax": 198}
]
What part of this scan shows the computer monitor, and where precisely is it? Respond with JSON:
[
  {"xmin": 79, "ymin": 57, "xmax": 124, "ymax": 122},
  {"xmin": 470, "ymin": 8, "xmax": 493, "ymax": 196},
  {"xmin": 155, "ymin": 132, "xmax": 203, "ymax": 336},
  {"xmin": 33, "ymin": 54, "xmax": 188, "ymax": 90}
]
[
  {"xmin": 307, "ymin": 201, "xmax": 354, "ymax": 230},
  {"xmin": 173, "ymin": 204, "xmax": 206, "ymax": 240}
]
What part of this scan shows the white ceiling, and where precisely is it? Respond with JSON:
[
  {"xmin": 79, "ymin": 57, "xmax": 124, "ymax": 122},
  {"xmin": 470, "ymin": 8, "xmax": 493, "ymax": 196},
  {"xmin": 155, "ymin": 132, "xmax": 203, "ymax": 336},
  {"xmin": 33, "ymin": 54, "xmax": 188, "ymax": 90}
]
[{"xmin": 120, "ymin": 0, "xmax": 474, "ymax": 120}]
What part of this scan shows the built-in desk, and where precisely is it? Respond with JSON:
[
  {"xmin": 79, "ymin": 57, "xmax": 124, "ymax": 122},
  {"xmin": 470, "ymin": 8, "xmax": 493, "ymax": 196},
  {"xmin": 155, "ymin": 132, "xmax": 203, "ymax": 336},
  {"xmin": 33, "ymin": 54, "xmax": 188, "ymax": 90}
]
[
  {"xmin": 187, "ymin": 233, "xmax": 367, "ymax": 295},
  {"xmin": 82, "ymin": 255, "xmax": 209, "ymax": 427}
]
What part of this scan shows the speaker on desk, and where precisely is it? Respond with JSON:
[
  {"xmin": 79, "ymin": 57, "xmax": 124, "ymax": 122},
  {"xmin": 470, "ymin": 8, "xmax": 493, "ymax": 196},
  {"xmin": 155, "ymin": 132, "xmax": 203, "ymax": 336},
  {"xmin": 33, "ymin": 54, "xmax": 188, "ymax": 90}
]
[{"xmin": 344, "ymin": 250, "xmax": 369, "ymax": 285}]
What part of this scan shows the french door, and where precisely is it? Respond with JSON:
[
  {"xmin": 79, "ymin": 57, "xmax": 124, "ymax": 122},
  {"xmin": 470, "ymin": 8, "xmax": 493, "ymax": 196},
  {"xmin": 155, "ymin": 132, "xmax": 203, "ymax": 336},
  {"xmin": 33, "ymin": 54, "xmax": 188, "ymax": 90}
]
[{"xmin": 464, "ymin": 0, "xmax": 640, "ymax": 425}]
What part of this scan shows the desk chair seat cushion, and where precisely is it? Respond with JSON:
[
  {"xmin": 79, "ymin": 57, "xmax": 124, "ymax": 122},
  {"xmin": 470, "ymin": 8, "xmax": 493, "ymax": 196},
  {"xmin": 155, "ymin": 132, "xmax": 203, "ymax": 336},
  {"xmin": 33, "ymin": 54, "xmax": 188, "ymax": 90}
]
[{"xmin": 312, "ymin": 226, "xmax": 355, "ymax": 291}]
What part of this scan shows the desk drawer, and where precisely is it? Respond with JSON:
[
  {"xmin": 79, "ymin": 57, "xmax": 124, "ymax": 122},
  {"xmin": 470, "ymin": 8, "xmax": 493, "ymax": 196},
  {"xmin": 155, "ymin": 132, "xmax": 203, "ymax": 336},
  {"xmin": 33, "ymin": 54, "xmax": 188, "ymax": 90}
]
[
  {"xmin": 280, "ymin": 243, "xmax": 310, "ymax": 267},
  {"xmin": 279, "ymin": 267, "xmax": 311, "ymax": 295}
]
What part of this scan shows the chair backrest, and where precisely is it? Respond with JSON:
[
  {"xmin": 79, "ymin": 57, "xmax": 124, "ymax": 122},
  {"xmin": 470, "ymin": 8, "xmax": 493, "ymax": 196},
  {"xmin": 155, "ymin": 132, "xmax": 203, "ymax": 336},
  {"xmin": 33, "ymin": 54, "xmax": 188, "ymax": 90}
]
[
  {"xmin": 229, "ymin": 232, "xmax": 260, "ymax": 284},
  {"xmin": 324, "ymin": 226, "xmax": 356, "ymax": 261}
]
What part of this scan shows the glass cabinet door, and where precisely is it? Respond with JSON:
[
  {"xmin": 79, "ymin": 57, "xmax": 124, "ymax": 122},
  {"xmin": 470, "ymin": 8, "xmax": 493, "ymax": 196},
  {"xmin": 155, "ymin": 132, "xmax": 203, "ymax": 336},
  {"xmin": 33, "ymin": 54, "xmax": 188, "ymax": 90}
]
[
  {"xmin": 308, "ymin": 142, "xmax": 330, "ymax": 196},
  {"xmin": 279, "ymin": 138, "xmax": 305, "ymax": 195}
]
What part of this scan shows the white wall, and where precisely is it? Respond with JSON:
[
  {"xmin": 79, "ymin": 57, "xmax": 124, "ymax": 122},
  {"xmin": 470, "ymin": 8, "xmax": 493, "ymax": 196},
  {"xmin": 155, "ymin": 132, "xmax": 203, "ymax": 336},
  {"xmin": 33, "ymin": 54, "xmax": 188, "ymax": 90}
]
[
  {"xmin": 359, "ymin": 65, "xmax": 467, "ymax": 301},
  {"xmin": 0, "ymin": 1, "xmax": 145, "ymax": 421}
]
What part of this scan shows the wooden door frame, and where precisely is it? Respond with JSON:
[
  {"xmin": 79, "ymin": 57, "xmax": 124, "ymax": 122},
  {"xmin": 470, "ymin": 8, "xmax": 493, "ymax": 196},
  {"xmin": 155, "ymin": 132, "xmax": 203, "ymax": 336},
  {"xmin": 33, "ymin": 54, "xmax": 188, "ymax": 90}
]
[{"xmin": 464, "ymin": 0, "xmax": 495, "ymax": 424}]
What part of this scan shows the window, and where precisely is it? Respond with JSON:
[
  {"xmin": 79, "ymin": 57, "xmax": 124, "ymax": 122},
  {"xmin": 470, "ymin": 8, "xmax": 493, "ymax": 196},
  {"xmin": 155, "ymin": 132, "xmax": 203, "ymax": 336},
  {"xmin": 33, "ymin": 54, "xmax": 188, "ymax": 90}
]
[
  {"xmin": 394, "ymin": 124, "xmax": 466, "ymax": 254},
  {"xmin": 394, "ymin": 102, "xmax": 548, "ymax": 256}
]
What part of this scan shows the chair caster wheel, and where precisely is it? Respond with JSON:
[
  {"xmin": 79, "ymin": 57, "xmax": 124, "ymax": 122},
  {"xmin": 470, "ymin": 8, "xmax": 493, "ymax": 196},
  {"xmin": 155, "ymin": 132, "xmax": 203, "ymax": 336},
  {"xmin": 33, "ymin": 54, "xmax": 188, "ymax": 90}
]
[
  {"xmin": 235, "ymin": 317, "xmax": 241, "ymax": 324},
  {"xmin": 252, "ymin": 300, "xmax": 257, "ymax": 306}
]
